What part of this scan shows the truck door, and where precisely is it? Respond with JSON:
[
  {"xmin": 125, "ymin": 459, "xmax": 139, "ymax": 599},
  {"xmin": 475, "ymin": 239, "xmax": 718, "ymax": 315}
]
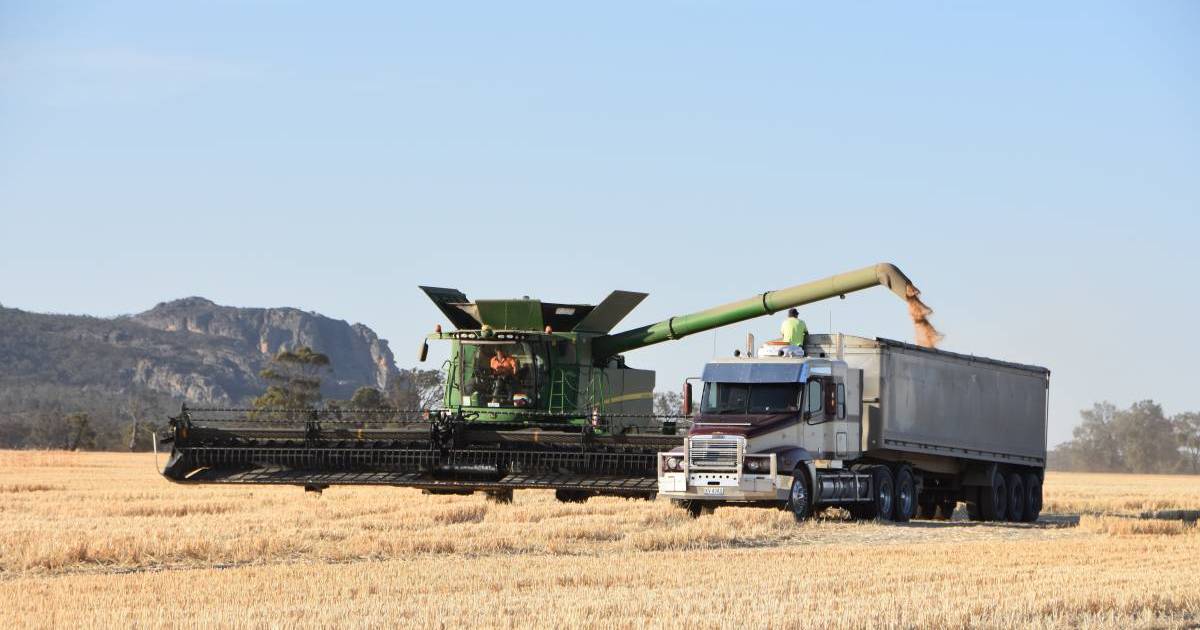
[
  {"xmin": 831, "ymin": 371, "xmax": 862, "ymax": 458},
  {"xmin": 844, "ymin": 369, "xmax": 863, "ymax": 456}
]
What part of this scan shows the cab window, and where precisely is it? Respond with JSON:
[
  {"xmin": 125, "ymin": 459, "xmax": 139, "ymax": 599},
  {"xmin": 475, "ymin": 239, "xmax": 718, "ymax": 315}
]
[
  {"xmin": 460, "ymin": 341, "xmax": 547, "ymax": 408},
  {"xmin": 805, "ymin": 380, "xmax": 823, "ymax": 414},
  {"xmin": 701, "ymin": 382, "xmax": 800, "ymax": 414}
]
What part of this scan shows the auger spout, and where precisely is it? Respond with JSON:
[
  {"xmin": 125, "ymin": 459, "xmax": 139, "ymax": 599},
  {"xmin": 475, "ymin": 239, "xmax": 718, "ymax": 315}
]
[{"xmin": 593, "ymin": 263, "xmax": 918, "ymax": 359}]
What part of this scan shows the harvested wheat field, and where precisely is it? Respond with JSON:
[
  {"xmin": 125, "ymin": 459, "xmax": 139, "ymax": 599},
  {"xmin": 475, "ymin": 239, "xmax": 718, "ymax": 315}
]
[{"xmin": 0, "ymin": 451, "xmax": 1197, "ymax": 628}]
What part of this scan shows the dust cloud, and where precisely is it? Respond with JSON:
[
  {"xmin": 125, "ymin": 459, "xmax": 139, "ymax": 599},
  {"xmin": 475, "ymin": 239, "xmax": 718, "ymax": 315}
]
[{"xmin": 905, "ymin": 285, "xmax": 943, "ymax": 348}]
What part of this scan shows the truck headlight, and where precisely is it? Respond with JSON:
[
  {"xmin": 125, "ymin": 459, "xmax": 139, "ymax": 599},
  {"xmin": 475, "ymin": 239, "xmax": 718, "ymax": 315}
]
[{"xmin": 744, "ymin": 457, "xmax": 769, "ymax": 473}]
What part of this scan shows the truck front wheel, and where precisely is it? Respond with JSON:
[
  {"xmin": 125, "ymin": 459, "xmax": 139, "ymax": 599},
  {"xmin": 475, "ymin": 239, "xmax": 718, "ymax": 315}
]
[{"xmin": 787, "ymin": 468, "xmax": 813, "ymax": 522}]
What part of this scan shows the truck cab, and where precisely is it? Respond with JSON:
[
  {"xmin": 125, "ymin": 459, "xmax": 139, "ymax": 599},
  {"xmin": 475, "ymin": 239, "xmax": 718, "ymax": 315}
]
[{"xmin": 658, "ymin": 342, "xmax": 874, "ymax": 518}]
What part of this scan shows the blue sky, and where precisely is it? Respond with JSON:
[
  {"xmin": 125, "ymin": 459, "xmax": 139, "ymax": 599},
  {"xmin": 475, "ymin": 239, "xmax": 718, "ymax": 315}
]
[{"xmin": 1, "ymin": 2, "xmax": 1197, "ymax": 446}]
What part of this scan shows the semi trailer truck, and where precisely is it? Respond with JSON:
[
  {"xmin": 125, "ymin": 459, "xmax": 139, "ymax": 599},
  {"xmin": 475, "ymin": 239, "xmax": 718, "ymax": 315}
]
[{"xmin": 658, "ymin": 335, "xmax": 1049, "ymax": 522}]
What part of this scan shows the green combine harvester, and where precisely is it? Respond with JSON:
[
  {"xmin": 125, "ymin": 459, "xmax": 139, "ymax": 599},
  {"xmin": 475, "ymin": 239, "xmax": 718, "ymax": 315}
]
[{"xmin": 159, "ymin": 263, "xmax": 923, "ymax": 501}]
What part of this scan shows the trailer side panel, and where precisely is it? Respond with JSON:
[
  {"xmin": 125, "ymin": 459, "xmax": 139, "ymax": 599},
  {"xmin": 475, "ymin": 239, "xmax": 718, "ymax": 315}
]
[{"xmin": 808, "ymin": 335, "xmax": 1049, "ymax": 467}]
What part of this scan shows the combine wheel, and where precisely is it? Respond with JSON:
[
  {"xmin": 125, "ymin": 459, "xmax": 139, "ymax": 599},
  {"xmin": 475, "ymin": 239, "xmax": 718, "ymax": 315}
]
[
  {"xmin": 979, "ymin": 468, "xmax": 1008, "ymax": 521},
  {"xmin": 1005, "ymin": 473, "xmax": 1025, "ymax": 522},
  {"xmin": 484, "ymin": 489, "xmax": 513, "ymax": 504},
  {"xmin": 554, "ymin": 489, "xmax": 591, "ymax": 504},
  {"xmin": 1021, "ymin": 473, "xmax": 1043, "ymax": 522},
  {"xmin": 787, "ymin": 467, "xmax": 813, "ymax": 522},
  {"xmin": 893, "ymin": 466, "xmax": 917, "ymax": 523}
]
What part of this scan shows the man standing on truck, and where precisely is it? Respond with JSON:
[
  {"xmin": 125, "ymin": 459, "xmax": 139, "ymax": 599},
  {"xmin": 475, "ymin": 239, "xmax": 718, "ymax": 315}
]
[{"xmin": 781, "ymin": 308, "xmax": 807, "ymax": 347}]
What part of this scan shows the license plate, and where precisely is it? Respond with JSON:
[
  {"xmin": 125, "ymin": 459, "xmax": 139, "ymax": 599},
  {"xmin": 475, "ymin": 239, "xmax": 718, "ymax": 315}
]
[{"xmin": 702, "ymin": 487, "xmax": 724, "ymax": 495}]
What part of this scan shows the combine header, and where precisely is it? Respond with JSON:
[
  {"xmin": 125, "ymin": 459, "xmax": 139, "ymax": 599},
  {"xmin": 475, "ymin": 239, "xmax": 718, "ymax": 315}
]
[{"xmin": 160, "ymin": 263, "xmax": 923, "ymax": 500}]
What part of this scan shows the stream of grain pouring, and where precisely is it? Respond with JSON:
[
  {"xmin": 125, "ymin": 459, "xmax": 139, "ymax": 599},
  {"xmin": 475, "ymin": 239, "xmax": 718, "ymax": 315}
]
[{"xmin": 905, "ymin": 284, "xmax": 943, "ymax": 348}]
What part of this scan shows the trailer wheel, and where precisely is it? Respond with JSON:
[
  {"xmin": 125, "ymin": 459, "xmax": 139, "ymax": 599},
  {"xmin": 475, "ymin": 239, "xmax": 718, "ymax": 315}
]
[
  {"xmin": 893, "ymin": 466, "xmax": 916, "ymax": 523},
  {"xmin": 787, "ymin": 468, "xmax": 813, "ymax": 522},
  {"xmin": 1005, "ymin": 473, "xmax": 1025, "ymax": 522},
  {"xmin": 1021, "ymin": 473, "xmax": 1042, "ymax": 522},
  {"xmin": 979, "ymin": 468, "xmax": 1007, "ymax": 521}
]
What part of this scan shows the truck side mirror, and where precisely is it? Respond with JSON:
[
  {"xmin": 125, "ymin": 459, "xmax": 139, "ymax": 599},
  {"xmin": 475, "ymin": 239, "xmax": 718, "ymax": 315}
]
[
  {"xmin": 682, "ymin": 382, "xmax": 693, "ymax": 416},
  {"xmin": 418, "ymin": 340, "xmax": 429, "ymax": 362}
]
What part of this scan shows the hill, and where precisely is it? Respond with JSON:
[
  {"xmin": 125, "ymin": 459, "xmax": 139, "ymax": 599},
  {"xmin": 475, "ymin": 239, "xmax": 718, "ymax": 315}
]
[{"xmin": 0, "ymin": 298, "xmax": 401, "ymax": 448}]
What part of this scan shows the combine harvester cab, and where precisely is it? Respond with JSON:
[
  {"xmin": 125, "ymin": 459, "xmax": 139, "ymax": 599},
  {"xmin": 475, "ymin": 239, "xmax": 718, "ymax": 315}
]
[
  {"xmin": 658, "ymin": 335, "xmax": 1050, "ymax": 522},
  {"xmin": 161, "ymin": 264, "xmax": 928, "ymax": 501}
]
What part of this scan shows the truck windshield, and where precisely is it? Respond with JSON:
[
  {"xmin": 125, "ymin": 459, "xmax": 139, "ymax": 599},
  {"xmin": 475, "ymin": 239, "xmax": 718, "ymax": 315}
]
[
  {"xmin": 460, "ymin": 341, "xmax": 547, "ymax": 408},
  {"xmin": 701, "ymin": 382, "xmax": 801, "ymax": 414}
]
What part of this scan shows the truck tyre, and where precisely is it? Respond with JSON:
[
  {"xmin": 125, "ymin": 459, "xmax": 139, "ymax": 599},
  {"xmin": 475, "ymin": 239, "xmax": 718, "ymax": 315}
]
[
  {"xmin": 1021, "ymin": 473, "xmax": 1043, "ymax": 522},
  {"xmin": 1005, "ymin": 473, "xmax": 1025, "ymax": 522},
  {"xmin": 893, "ymin": 466, "xmax": 917, "ymax": 523},
  {"xmin": 864, "ymin": 465, "xmax": 894, "ymax": 521},
  {"xmin": 787, "ymin": 468, "xmax": 814, "ymax": 522},
  {"xmin": 979, "ymin": 468, "xmax": 1007, "ymax": 521}
]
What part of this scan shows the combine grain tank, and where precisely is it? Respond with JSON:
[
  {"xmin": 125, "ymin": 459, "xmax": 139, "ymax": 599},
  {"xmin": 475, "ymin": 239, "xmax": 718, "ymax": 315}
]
[{"xmin": 657, "ymin": 335, "xmax": 1049, "ymax": 522}]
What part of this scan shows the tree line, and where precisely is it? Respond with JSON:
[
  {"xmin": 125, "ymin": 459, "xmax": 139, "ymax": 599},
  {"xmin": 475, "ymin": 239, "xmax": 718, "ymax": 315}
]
[
  {"xmin": 0, "ymin": 346, "xmax": 445, "ymax": 451},
  {"xmin": 0, "ymin": 384, "xmax": 177, "ymax": 451},
  {"xmin": 1051, "ymin": 400, "xmax": 1200, "ymax": 474},
  {"xmin": 249, "ymin": 345, "xmax": 444, "ymax": 412}
]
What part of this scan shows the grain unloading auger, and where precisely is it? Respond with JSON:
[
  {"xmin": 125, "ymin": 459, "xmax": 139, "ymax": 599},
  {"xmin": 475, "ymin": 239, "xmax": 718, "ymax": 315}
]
[{"xmin": 160, "ymin": 263, "xmax": 922, "ymax": 499}]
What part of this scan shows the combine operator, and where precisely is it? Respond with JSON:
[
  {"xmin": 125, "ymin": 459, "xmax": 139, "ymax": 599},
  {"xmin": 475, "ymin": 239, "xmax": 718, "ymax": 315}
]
[{"xmin": 489, "ymin": 347, "xmax": 520, "ymax": 404}]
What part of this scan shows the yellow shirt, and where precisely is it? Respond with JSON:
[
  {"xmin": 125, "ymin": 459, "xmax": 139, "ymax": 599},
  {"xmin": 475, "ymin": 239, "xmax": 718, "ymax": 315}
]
[{"xmin": 780, "ymin": 317, "xmax": 807, "ymax": 346}]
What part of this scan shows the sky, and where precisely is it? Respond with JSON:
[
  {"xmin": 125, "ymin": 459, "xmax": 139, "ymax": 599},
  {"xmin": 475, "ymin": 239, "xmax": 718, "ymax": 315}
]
[{"xmin": 1, "ymin": 2, "xmax": 1197, "ymax": 446}]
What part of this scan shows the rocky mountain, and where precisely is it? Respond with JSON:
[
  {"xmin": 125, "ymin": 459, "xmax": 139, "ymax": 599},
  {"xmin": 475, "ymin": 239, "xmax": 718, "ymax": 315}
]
[{"xmin": 0, "ymin": 298, "xmax": 400, "ymax": 405}]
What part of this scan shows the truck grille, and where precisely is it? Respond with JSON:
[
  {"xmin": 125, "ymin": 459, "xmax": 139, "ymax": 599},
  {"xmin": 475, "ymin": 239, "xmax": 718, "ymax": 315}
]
[{"xmin": 688, "ymin": 436, "xmax": 742, "ymax": 470}]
